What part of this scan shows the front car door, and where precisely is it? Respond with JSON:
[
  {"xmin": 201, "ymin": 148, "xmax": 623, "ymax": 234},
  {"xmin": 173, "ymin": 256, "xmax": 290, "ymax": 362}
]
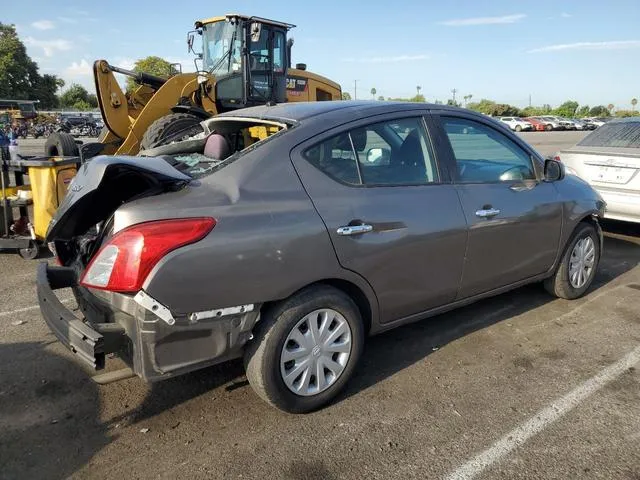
[
  {"xmin": 432, "ymin": 112, "xmax": 563, "ymax": 299},
  {"xmin": 291, "ymin": 113, "xmax": 467, "ymax": 324}
]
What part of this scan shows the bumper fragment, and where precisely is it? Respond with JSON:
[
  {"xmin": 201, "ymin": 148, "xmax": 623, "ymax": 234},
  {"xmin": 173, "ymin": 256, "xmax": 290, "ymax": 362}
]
[{"xmin": 36, "ymin": 263, "xmax": 125, "ymax": 370}]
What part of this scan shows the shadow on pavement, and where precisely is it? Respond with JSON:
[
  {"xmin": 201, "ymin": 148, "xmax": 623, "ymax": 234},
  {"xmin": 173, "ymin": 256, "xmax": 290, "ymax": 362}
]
[{"xmin": 0, "ymin": 342, "xmax": 109, "ymax": 480}]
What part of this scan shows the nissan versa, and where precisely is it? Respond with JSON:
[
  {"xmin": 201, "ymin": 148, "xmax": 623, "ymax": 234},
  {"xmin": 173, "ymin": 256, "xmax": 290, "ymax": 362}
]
[{"xmin": 38, "ymin": 101, "xmax": 605, "ymax": 413}]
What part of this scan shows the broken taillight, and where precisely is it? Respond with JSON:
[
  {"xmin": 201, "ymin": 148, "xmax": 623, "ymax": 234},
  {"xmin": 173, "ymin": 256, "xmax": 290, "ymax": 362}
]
[{"xmin": 80, "ymin": 218, "xmax": 216, "ymax": 292}]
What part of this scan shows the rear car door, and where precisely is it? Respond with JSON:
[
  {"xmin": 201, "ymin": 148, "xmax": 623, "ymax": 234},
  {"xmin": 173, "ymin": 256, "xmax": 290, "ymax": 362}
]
[
  {"xmin": 432, "ymin": 112, "xmax": 563, "ymax": 299},
  {"xmin": 291, "ymin": 113, "xmax": 467, "ymax": 324}
]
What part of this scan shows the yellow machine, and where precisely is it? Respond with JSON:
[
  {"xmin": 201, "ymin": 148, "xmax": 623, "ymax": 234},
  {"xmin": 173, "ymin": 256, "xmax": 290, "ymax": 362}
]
[{"xmin": 48, "ymin": 15, "xmax": 341, "ymax": 158}]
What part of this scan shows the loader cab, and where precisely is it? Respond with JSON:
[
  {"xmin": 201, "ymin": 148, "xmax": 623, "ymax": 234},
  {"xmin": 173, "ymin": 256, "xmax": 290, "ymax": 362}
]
[{"xmin": 195, "ymin": 15, "xmax": 291, "ymax": 111}]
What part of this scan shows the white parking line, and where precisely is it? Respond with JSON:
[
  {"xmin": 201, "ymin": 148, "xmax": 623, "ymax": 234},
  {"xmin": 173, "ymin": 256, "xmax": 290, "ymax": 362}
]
[
  {"xmin": 0, "ymin": 298, "xmax": 73, "ymax": 318},
  {"xmin": 446, "ymin": 345, "xmax": 640, "ymax": 480}
]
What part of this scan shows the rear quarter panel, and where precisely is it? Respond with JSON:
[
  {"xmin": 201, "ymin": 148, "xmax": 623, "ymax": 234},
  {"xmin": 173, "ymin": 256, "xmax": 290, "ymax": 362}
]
[{"xmin": 122, "ymin": 138, "xmax": 379, "ymax": 321}]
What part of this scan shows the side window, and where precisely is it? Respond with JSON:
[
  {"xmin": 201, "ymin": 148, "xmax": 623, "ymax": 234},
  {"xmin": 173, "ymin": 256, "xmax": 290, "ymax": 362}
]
[
  {"xmin": 442, "ymin": 117, "xmax": 536, "ymax": 183},
  {"xmin": 273, "ymin": 31, "xmax": 286, "ymax": 73},
  {"xmin": 304, "ymin": 133, "xmax": 361, "ymax": 185},
  {"xmin": 304, "ymin": 117, "xmax": 439, "ymax": 186}
]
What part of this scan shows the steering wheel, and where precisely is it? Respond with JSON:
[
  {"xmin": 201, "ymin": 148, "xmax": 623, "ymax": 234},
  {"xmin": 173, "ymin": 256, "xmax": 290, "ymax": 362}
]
[{"xmin": 499, "ymin": 165, "xmax": 532, "ymax": 182}]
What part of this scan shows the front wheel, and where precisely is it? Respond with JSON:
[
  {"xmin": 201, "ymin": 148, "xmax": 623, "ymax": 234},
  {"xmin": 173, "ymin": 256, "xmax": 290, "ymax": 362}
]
[
  {"xmin": 19, "ymin": 240, "xmax": 39, "ymax": 260},
  {"xmin": 515, "ymin": 125, "xmax": 522, "ymax": 132},
  {"xmin": 244, "ymin": 285, "xmax": 365, "ymax": 413},
  {"xmin": 544, "ymin": 222, "xmax": 600, "ymax": 299},
  {"xmin": 140, "ymin": 113, "xmax": 204, "ymax": 150}
]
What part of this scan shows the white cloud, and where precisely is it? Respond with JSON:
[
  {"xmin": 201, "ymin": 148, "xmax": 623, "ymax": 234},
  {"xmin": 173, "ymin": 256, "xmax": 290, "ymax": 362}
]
[
  {"xmin": 57, "ymin": 16, "xmax": 77, "ymax": 24},
  {"xmin": 529, "ymin": 40, "xmax": 640, "ymax": 53},
  {"xmin": 32, "ymin": 20, "xmax": 55, "ymax": 30},
  {"xmin": 439, "ymin": 14, "xmax": 526, "ymax": 26},
  {"xmin": 23, "ymin": 37, "xmax": 72, "ymax": 57},
  {"xmin": 560, "ymin": 12, "xmax": 572, "ymax": 18},
  {"xmin": 66, "ymin": 59, "xmax": 92, "ymax": 76},
  {"xmin": 341, "ymin": 54, "xmax": 430, "ymax": 63}
]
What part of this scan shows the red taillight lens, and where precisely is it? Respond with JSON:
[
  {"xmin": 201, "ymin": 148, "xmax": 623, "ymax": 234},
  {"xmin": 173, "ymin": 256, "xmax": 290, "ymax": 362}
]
[{"xmin": 80, "ymin": 218, "xmax": 216, "ymax": 292}]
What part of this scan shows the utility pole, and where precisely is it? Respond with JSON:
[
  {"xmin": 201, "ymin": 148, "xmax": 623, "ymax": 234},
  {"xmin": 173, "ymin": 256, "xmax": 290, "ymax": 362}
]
[
  {"xmin": 451, "ymin": 88, "xmax": 458, "ymax": 104},
  {"xmin": 354, "ymin": 80, "xmax": 358, "ymax": 100},
  {"xmin": 529, "ymin": 94, "xmax": 532, "ymax": 107}
]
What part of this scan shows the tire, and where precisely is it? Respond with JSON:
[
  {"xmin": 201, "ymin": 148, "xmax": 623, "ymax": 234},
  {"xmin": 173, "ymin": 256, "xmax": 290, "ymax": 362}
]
[
  {"xmin": 244, "ymin": 285, "xmax": 365, "ymax": 413},
  {"xmin": 19, "ymin": 240, "xmax": 39, "ymax": 260},
  {"xmin": 544, "ymin": 222, "xmax": 600, "ymax": 299},
  {"xmin": 515, "ymin": 125, "xmax": 522, "ymax": 132},
  {"xmin": 545, "ymin": 124, "xmax": 553, "ymax": 131},
  {"xmin": 140, "ymin": 113, "xmax": 204, "ymax": 150},
  {"xmin": 45, "ymin": 132, "xmax": 79, "ymax": 157}
]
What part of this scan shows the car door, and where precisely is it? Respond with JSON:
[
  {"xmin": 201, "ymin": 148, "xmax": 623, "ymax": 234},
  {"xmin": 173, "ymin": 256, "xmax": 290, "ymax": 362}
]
[
  {"xmin": 290, "ymin": 113, "xmax": 467, "ymax": 324},
  {"xmin": 432, "ymin": 112, "xmax": 563, "ymax": 299}
]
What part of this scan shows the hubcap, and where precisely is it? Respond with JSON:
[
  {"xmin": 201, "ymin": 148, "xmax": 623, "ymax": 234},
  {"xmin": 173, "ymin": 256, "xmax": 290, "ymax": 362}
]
[
  {"xmin": 569, "ymin": 236, "xmax": 595, "ymax": 289},
  {"xmin": 280, "ymin": 309, "xmax": 352, "ymax": 397}
]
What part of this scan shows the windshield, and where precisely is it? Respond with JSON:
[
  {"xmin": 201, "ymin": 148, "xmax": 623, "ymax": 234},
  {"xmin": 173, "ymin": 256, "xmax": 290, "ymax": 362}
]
[
  {"xmin": 578, "ymin": 122, "xmax": 640, "ymax": 148},
  {"xmin": 201, "ymin": 20, "xmax": 242, "ymax": 75}
]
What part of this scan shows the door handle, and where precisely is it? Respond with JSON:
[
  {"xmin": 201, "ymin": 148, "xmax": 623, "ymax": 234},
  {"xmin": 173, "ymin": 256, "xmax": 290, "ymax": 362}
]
[
  {"xmin": 475, "ymin": 208, "xmax": 501, "ymax": 218},
  {"xmin": 336, "ymin": 224, "xmax": 374, "ymax": 236}
]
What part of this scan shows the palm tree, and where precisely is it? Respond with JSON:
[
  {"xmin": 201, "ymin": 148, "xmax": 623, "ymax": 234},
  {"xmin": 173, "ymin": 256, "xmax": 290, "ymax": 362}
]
[
  {"xmin": 416, "ymin": 86, "xmax": 421, "ymax": 96},
  {"xmin": 371, "ymin": 87, "xmax": 377, "ymax": 99},
  {"xmin": 607, "ymin": 103, "xmax": 615, "ymax": 115},
  {"xmin": 632, "ymin": 98, "xmax": 638, "ymax": 111},
  {"xmin": 463, "ymin": 94, "xmax": 473, "ymax": 107}
]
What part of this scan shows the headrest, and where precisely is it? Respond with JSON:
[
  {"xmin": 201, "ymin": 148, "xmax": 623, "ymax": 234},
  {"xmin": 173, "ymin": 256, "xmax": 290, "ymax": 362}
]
[{"xmin": 204, "ymin": 133, "xmax": 231, "ymax": 160}]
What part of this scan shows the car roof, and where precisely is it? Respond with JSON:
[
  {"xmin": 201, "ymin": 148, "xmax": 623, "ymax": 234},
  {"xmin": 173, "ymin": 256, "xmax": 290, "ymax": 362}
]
[{"xmin": 217, "ymin": 100, "xmax": 490, "ymax": 123}]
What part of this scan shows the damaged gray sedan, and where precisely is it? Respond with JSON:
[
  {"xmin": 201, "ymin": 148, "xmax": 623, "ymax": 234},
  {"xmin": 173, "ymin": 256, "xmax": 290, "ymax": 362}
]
[{"xmin": 38, "ymin": 101, "xmax": 605, "ymax": 413}]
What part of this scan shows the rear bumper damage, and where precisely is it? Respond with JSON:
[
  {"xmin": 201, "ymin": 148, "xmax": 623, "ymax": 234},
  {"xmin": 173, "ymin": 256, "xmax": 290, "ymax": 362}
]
[{"xmin": 36, "ymin": 262, "xmax": 260, "ymax": 382}]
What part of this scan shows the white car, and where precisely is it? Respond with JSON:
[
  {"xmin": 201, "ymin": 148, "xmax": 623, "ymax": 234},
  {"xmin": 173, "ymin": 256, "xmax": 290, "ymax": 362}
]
[
  {"xmin": 557, "ymin": 117, "xmax": 640, "ymax": 223},
  {"xmin": 498, "ymin": 117, "xmax": 533, "ymax": 132},
  {"xmin": 583, "ymin": 117, "xmax": 607, "ymax": 127}
]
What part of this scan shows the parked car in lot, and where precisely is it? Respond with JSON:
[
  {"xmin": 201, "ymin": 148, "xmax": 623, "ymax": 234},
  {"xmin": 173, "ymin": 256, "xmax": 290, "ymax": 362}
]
[
  {"xmin": 531, "ymin": 116, "xmax": 562, "ymax": 131},
  {"xmin": 582, "ymin": 117, "xmax": 609, "ymax": 128},
  {"xmin": 557, "ymin": 117, "xmax": 640, "ymax": 223},
  {"xmin": 523, "ymin": 117, "xmax": 547, "ymax": 131},
  {"xmin": 38, "ymin": 101, "xmax": 605, "ymax": 413},
  {"xmin": 537, "ymin": 116, "xmax": 574, "ymax": 130},
  {"xmin": 498, "ymin": 116, "xmax": 533, "ymax": 132},
  {"xmin": 563, "ymin": 118, "xmax": 584, "ymax": 130},
  {"xmin": 573, "ymin": 118, "xmax": 597, "ymax": 131}
]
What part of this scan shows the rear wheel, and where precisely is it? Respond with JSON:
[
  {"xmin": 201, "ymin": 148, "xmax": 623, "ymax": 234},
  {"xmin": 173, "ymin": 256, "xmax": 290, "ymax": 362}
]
[
  {"xmin": 44, "ymin": 132, "xmax": 79, "ymax": 157},
  {"xmin": 244, "ymin": 285, "xmax": 365, "ymax": 413},
  {"xmin": 544, "ymin": 222, "xmax": 600, "ymax": 299},
  {"xmin": 515, "ymin": 125, "xmax": 522, "ymax": 132},
  {"xmin": 140, "ymin": 113, "xmax": 204, "ymax": 150},
  {"xmin": 545, "ymin": 124, "xmax": 553, "ymax": 131}
]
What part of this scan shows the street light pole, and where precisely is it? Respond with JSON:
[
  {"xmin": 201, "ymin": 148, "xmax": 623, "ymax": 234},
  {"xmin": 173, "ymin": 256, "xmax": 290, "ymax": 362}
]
[{"xmin": 354, "ymin": 80, "xmax": 358, "ymax": 100}]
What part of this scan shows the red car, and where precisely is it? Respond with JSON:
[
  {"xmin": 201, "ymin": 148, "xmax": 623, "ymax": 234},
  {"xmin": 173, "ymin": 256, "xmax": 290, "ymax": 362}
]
[{"xmin": 524, "ymin": 117, "xmax": 547, "ymax": 131}]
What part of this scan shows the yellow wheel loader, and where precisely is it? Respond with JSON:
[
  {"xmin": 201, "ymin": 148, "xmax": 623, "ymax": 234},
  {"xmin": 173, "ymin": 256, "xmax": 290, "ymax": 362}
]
[{"xmin": 47, "ymin": 14, "xmax": 341, "ymax": 158}]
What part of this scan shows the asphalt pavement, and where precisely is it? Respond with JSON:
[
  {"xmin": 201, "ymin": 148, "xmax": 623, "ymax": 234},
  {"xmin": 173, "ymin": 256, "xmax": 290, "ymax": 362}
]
[{"xmin": 1, "ymin": 133, "xmax": 638, "ymax": 480}]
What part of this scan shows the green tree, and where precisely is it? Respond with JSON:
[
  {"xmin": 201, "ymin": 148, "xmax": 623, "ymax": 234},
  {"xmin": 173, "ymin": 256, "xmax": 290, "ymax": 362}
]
[
  {"xmin": 126, "ymin": 56, "xmax": 173, "ymax": 92},
  {"xmin": 59, "ymin": 84, "xmax": 98, "ymax": 110},
  {"xmin": 632, "ymin": 98, "xmax": 638, "ymax": 111},
  {"xmin": 467, "ymin": 99, "xmax": 519, "ymax": 116},
  {"xmin": 0, "ymin": 23, "xmax": 63, "ymax": 106},
  {"xmin": 553, "ymin": 100, "xmax": 579, "ymax": 118},
  {"xmin": 589, "ymin": 105, "xmax": 609, "ymax": 117},
  {"xmin": 576, "ymin": 105, "xmax": 590, "ymax": 117},
  {"xmin": 614, "ymin": 110, "xmax": 640, "ymax": 118},
  {"xmin": 341, "ymin": 92, "xmax": 352, "ymax": 100},
  {"xmin": 370, "ymin": 87, "xmax": 377, "ymax": 99}
]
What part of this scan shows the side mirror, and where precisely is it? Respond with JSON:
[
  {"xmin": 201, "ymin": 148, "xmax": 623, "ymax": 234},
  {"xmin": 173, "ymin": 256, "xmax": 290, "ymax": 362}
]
[
  {"xmin": 544, "ymin": 158, "xmax": 565, "ymax": 182},
  {"xmin": 366, "ymin": 147, "xmax": 390, "ymax": 164},
  {"xmin": 187, "ymin": 32, "xmax": 195, "ymax": 53}
]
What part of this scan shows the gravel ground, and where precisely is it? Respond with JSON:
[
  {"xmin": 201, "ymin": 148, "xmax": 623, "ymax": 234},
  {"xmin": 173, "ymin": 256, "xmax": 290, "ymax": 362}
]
[{"xmin": 1, "ymin": 133, "xmax": 638, "ymax": 480}]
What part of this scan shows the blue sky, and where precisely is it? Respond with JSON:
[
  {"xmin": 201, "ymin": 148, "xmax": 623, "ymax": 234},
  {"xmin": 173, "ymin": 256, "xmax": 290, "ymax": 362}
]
[{"xmin": 5, "ymin": 0, "xmax": 640, "ymax": 108}]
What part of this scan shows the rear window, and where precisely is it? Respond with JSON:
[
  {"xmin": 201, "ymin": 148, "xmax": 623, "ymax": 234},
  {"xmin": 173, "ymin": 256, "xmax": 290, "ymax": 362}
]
[{"xmin": 578, "ymin": 122, "xmax": 640, "ymax": 148}]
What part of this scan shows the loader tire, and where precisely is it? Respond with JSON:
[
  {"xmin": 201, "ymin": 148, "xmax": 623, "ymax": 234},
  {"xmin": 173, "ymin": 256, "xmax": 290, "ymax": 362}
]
[
  {"xmin": 140, "ymin": 113, "xmax": 204, "ymax": 150},
  {"xmin": 45, "ymin": 132, "xmax": 79, "ymax": 157}
]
